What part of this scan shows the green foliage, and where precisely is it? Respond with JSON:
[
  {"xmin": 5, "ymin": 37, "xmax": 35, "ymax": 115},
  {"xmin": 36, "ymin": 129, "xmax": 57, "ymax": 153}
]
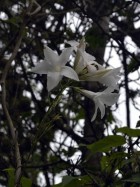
[
  {"xmin": 116, "ymin": 127, "xmax": 140, "ymax": 137},
  {"xmin": 86, "ymin": 135, "xmax": 126, "ymax": 153},
  {"xmin": 123, "ymin": 173, "xmax": 140, "ymax": 184},
  {"xmin": 53, "ymin": 175, "xmax": 92, "ymax": 187},
  {"xmin": 4, "ymin": 168, "xmax": 15, "ymax": 187},
  {"xmin": 4, "ymin": 168, "xmax": 32, "ymax": 187},
  {"xmin": 6, "ymin": 16, "xmax": 22, "ymax": 27},
  {"xmin": 0, "ymin": 1, "xmax": 140, "ymax": 187},
  {"xmin": 128, "ymin": 58, "xmax": 140, "ymax": 73},
  {"xmin": 21, "ymin": 177, "xmax": 32, "ymax": 187},
  {"xmin": 101, "ymin": 152, "xmax": 128, "ymax": 172}
]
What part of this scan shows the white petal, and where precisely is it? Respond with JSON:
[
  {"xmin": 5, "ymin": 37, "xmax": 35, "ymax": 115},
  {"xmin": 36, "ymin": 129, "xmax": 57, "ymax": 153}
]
[
  {"xmin": 31, "ymin": 61, "xmax": 49, "ymax": 74},
  {"xmin": 61, "ymin": 66, "xmax": 79, "ymax": 81},
  {"xmin": 101, "ymin": 67, "xmax": 121, "ymax": 85},
  {"xmin": 66, "ymin": 40, "xmax": 79, "ymax": 47},
  {"xmin": 44, "ymin": 46, "xmax": 58, "ymax": 66},
  {"xmin": 100, "ymin": 93, "xmax": 119, "ymax": 106},
  {"xmin": 80, "ymin": 89, "xmax": 96, "ymax": 99},
  {"xmin": 97, "ymin": 100, "xmax": 105, "ymax": 119},
  {"xmin": 84, "ymin": 52, "xmax": 96, "ymax": 61},
  {"xmin": 102, "ymin": 87, "xmax": 115, "ymax": 93},
  {"xmin": 100, "ymin": 76, "xmax": 116, "ymax": 87},
  {"xmin": 109, "ymin": 67, "xmax": 121, "ymax": 76},
  {"xmin": 59, "ymin": 47, "xmax": 73, "ymax": 66},
  {"xmin": 91, "ymin": 102, "xmax": 98, "ymax": 121},
  {"xmin": 74, "ymin": 50, "xmax": 85, "ymax": 73},
  {"xmin": 78, "ymin": 37, "xmax": 86, "ymax": 52},
  {"xmin": 47, "ymin": 72, "xmax": 62, "ymax": 91},
  {"xmin": 82, "ymin": 69, "xmax": 111, "ymax": 81}
]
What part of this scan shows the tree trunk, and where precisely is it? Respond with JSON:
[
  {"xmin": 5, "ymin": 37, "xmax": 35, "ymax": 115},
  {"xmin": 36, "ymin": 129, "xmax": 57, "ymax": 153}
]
[{"xmin": 82, "ymin": 0, "xmax": 110, "ymax": 175}]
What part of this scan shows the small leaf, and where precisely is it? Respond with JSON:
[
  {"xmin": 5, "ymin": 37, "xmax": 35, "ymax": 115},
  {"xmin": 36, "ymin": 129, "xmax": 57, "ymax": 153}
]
[
  {"xmin": 21, "ymin": 177, "xmax": 32, "ymax": 187},
  {"xmin": 62, "ymin": 176, "xmax": 82, "ymax": 187},
  {"xmin": 123, "ymin": 173, "xmax": 140, "ymax": 183},
  {"xmin": 116, "ymin": 127, "xmax": 140, "ymax": 137},
  {"xmin": 6, "ymin": 16, "xmax": 22, "ymax": 27},
  {"xmin": 4, "ymin": 168, "xmax": 32, "ymax": 187},
  {"xmin": 101, "ymin": 152, "xmax": 129, "ymax": 172},
  {"xmin": 4, "ymin": 168, "xmax": 15, "ymax": 187},
  {"xmin": 60, "ymin": 175, "xmax": 91, "ymax": 187},
  {"xmin": 87, "ymin": 135, "xmax": 126, "ymax": 153}
]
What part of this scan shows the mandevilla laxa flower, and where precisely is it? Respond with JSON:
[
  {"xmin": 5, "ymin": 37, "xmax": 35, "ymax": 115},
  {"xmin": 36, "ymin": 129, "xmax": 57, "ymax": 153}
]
[
  {"xmin": 79, "ymin": 88, "xmax": 119, "ymax": 121},
  {"xmin": 67, "ymin": 37, "xmax": 96, "ymax": 74},
  {"xmin": 68, "ymin": 38, "xmax": 121, "ymax": 90},
  {"xmin": 31, "ymin": 46, "xmax": 79, "ymax": 91},
  {"xmin": 31, "ymin": 37, "xmax": 120, "ymax": 121}
]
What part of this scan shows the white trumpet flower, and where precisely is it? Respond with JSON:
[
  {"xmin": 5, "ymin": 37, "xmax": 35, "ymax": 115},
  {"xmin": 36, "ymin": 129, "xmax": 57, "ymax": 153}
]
[
  {"xmin": 67, "ymin": 38, "xmax": 121, "ymax": 89},
  {"xmin": 81, "ymin": 61, "xmax": 121, "ymax": 89},
  {"xmin": 67, "ymin": 37, "xmax": 96, "ymax": 73},
  {"xmin": 31, "ymin": 46, "xmax": 79, "ymax": 91},
  {"xmin": 80, "ymin": 88, "xmax": 119, "ymax": 121}
]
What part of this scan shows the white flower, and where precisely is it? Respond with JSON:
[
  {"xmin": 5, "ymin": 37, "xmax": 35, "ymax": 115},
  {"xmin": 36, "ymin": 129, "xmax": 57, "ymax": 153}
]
[
  {"xmin": 31, "ymin": 46, "xmax": 79, "ymax": 91},
  {"xmin": 67, "ymin": 37, "xmax": 96, "ymax": 73},
  {"xmin": 67, "ymin": 38, "xmax": 121, "ymax": 89},
  {"xmin": 81, "ymin": 61, "xmax": 121, "ymax": 89},
  {"xmin": 80, "ymin": 88, "xmax": 119, "ymax": 121}
]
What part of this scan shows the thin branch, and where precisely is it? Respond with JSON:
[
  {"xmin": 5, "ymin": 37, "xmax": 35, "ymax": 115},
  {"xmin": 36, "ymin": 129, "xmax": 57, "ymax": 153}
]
[
  {"xmin": 122, "ymin": 43, "xmax": 131, "ymax": 129},
  {"xmin": 0, "ymin": 14, "xmax": 26, "ymax": 187},
  {"xmin": 26, "ymin": 0, "xmax": 41, "ymax": 16},
  {"xmin": 0, "ymin": 0, "xmax": 41, "ymax": 184},
  {"xmin": 1, "ymin": 45, "xmax": 23, "ymax": 187}
]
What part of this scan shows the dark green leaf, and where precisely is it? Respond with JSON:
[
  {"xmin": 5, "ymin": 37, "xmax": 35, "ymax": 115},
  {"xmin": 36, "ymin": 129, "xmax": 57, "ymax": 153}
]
[
  {"xmin": 55, "ymin": 175, "xmax": 92, "ymax": 187},
  {"xmin": 101, "ymin": 152, "xmax": 129, "ymax": 172},
  {"xmin": 123, "ymin": 173, "xmax": 140, "ymax": 183},
  {"xmin": 87, "ymin": 135, "xmax": 126, "ymax": 153},
  {"xmin": 116, "ymin": 127, "xmax": 140, "ymax": 137},
  {"xmin": 21, "ymin": 177, "xmax": 32, "ymax": 187},
  {"xmin": 4, "ymin": 168, "xmax": 15, "ymax": 187}
]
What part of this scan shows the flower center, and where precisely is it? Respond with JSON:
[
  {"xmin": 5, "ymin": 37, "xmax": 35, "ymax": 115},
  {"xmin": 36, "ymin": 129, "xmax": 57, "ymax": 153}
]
[{"xmin": 55, "ymin": 65, "xmax": 61, "ymax": 72}]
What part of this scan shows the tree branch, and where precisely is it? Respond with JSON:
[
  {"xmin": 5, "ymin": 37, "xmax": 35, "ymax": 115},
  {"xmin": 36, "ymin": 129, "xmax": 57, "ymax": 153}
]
[
  {"xmin": 1, "ymin": 38, "xmax": 23, "ymax": 187},
  {"xmin": 0, "ymin": 14, "xmax": 26, "ymax": 187}
]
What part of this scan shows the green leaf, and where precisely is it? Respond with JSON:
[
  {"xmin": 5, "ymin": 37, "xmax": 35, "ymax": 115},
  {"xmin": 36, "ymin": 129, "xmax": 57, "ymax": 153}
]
[
  {"xmin": 62, "ymin": 176, "xmax": 83, "ymax": 187},
  {"xmin": 4, "ymin": 168, "xmax": 15, "ymax": 187},
  {"xmin": 116, "ymin": 127, "xmax": 140, "ymax": 137},
  {"xmin": 101, "ymin": 152, "xmax": 129, "ymax": 172},
  {"xmin": 54, "ymin": 175, "xmax": 92, "ymax": 187},
  {"xmin": 52, "ymin": 183, "xmax": 63, "ymax": 187},
  {"xmin": 128, "ymin": 58, "xmax": 140, "ymax": 73},
  {"xmin": 123, "ymin": 173, "xmax": 140, "ymax": 183},
  {"xmin": 4, "ymin": 168, "xmax": 32, "ymax": 187},
  {"xmin": 87, "ymin": 135, "xmax": 126, "ymax": 153},
  {"xmin": 6, "ymin": 16, "xmax": 22, "ymax": 27},
  {"xmin": 21, "ymin": 177, "xmax": 32, "ymax": 187}
]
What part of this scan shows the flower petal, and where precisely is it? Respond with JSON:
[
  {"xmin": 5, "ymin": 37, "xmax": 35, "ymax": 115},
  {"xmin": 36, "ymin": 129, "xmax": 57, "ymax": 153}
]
[
  {"xmin": 31, "ymin": 61, "xmax": 49, "ymax": 74},
  {"xmin": 44, "ymin": 46, "xmax": 58, "ymax": 66},
  {"xmin": 61, "ymin": 66, "xmax": 79, "ymax": 81},
  {"xmin": 97, "ymin": 100, "xmax": 105, "ymax": 119},
  {"xmin": 100, "ymin": 93, "xmax": 119, "ymax": 106},
  {"xmin": 80, "ymin": 89, "xmax": 96, "ymax": 99},
  {"xmin": 99, "ymin": 67, "xmax": 121, "ymax": 87},
  {"xmin": 100, "ymin": 76, "xmax": 116, "ymax": 87},
  {"xmin": 74, "ymin": 50, "xmax": 85, "ymax": 73},
  {"xmin": 59, "ymin": 47, "xmax": 73, "ymax": 66},
  {"xmin": 47, "ymin": 72, "xmax": 62, "ymax": 91},
  {"xmin": 66, "ymin": 40, "xmax": 79, "ymax": 49},
  {"xmin": 91, "ymin": 102, "xmax": 98, "ymax": 121}
]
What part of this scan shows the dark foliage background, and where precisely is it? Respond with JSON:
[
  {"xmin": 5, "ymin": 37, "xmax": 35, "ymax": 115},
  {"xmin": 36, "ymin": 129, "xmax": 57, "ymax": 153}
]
[{"xmin": 0, "ymin": 0, "xmax": 140, "ymax": 186}]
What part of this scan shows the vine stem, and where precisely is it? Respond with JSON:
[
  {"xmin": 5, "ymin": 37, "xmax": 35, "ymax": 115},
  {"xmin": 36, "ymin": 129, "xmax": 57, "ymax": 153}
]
[
  {"xmin": 0, "ymin": 1, "xmax": 41, "ymax": 185},
  {"xmin": 1, "ymin": 32, "xmax": 24, "ymax": 187}
]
